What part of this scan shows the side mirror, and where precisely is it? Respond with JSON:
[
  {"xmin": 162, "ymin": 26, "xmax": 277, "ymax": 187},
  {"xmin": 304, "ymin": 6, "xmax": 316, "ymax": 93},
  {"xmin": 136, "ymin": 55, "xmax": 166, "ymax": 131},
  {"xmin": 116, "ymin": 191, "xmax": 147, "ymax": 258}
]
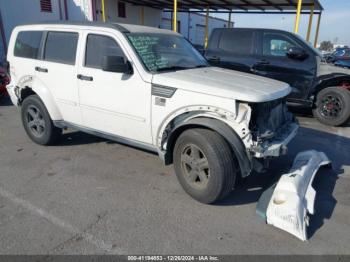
[
  {"xmin": 102, "ymin": 56, "xmax": 133, "ymax": 74},
  {"xmin": 287, "ymin": 46, "xmax": 308, "ymax": 60}
]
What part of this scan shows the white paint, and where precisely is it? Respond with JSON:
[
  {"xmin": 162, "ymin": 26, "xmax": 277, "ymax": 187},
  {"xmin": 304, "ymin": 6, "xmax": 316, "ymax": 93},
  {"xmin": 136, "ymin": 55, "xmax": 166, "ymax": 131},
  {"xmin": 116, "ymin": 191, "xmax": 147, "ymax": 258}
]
[
  {"xmin": 77, "ymin": 29, "xmax": 152, "ymax": 143},
  {"xmin": 0, "ymin": 187, "xmax": 124, "ymax": 254},
  {"xmin": 265, "ymin": 150, "xmax": 331, "ymax": 241},
  {"xmin": 152, "ymin": 66, "xmax": 291, "ymax": 102}
]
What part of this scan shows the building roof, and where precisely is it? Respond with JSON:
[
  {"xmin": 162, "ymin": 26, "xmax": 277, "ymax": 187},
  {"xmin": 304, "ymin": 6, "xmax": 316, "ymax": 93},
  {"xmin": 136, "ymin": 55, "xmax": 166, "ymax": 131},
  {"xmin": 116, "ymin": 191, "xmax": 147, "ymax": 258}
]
[{"xmin": 123, "ymin": 0, "xmax": 323, "ymax": 13}]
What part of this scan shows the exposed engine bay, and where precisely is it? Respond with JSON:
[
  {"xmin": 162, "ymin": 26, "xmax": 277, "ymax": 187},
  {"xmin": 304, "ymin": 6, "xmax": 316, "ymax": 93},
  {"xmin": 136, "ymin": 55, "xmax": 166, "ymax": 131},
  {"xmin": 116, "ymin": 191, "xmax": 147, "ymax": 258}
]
[{"xmin": 249, "ymin": 98, "xmax": 295, "ymax": 142}]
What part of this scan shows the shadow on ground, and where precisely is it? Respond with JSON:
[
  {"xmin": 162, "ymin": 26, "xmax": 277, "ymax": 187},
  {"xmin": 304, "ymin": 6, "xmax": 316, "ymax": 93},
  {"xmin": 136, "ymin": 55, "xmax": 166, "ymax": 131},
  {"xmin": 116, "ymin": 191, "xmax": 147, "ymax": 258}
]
[
  {"xmin": 60, "ymin": 125, "xmax": 347, "ymax": 231},
  {"xmin": 58, "ymin": 130, "xmax": 158, "ymax": 156}
]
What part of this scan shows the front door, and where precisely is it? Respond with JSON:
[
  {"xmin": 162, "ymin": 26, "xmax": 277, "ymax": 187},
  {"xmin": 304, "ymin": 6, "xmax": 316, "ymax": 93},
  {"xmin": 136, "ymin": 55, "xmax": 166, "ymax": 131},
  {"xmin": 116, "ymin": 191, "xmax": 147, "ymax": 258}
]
[
  {"xmin": 253, "ymin": 31, "xmax": 315, "ymax": 100},
  {"xmin": 77, "ymin": 31, "xmax": 152, "ymax": 144}
]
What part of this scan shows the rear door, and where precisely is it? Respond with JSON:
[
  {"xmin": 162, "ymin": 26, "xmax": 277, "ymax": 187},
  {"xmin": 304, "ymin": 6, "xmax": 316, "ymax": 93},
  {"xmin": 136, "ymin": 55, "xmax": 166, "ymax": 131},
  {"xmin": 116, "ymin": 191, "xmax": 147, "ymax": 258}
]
[
  {"xmin": 10, "ymin": 30, "xmax": 43, "ymax": 92},
  {"xmin": 36, "ymin": 30, "xmax": 81, "ymax": 124},
  {"xmin": 253, "ymin": 31, "xmax": 315, "ymax": 101},
  {"xmin": 205, "ymin": 29, "xmax": 258, "ymax": 73}
]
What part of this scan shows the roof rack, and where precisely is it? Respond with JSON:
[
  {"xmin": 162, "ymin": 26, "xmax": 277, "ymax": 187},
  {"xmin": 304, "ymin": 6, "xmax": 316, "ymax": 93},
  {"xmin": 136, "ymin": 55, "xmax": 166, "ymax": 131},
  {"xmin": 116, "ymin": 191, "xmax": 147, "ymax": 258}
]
[{"xmin": 19, "ymin": 21, "xmax": 130, "ymax": 33}]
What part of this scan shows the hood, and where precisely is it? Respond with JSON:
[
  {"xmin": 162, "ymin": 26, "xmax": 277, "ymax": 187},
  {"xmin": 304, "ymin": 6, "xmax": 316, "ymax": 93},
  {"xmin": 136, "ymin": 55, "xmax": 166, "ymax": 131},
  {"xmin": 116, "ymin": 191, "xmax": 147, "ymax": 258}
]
[
  {"xmin": 152, "ymin": 67, "xmax": 291, "ymax": 103},
  {"xmin": 318, "ymin": 61, "xmax": 350, "ymax": 76}
]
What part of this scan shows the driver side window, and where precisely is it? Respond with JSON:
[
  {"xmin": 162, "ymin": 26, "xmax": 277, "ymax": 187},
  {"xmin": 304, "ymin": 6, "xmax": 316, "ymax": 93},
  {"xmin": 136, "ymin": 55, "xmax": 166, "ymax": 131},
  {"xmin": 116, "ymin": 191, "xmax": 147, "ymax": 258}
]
[
  {"xmin": 85, "ymin": 34, "xmax": 125, "ymax": 69},
  {"xmin": 263, "ymin": 33, "xmax": 299, "ymax": 57}
]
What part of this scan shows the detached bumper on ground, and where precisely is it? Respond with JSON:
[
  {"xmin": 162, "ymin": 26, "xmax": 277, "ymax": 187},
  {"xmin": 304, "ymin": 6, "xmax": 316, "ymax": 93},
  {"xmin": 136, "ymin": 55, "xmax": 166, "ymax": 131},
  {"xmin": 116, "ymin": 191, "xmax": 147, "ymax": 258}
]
[{"xmin": 257, "ymin": 150, "xmax": 331, "ymax": 241}]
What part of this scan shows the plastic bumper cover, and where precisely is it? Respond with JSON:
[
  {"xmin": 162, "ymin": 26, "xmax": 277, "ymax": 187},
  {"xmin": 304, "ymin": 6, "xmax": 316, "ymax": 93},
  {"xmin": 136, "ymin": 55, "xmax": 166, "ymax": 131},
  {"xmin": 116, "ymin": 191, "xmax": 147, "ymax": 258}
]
[
  {"xmin": 257, "ymin": 150, "xmax": 331, "ymax": 241},
  {"xmin": 6, "ymin": 81, "xmax": 19, "ymax": 106}
]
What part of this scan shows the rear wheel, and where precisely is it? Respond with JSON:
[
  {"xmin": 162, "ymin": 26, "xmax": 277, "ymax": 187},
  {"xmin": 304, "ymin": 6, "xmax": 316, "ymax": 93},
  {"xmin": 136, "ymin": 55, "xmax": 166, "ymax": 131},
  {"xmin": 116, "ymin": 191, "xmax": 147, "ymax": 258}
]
[
  {"xmin": 173, "ymin": 128, "xmax": 237, "ymax": 204},
  {"xmin": 21, "ymin": 95, "xmax": 62, "ymax": 145},
  {"xmin": 313, "ymin": 86, "xmax": 350, "ymax": 126}
]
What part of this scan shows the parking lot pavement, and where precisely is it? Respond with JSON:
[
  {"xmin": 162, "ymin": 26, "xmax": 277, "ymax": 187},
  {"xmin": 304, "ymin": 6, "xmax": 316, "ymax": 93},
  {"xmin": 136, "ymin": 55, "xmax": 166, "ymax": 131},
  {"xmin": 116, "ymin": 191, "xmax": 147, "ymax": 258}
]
[{"xmin": 0, "ymin": 99, "xmax": 350, "ymax": 255}]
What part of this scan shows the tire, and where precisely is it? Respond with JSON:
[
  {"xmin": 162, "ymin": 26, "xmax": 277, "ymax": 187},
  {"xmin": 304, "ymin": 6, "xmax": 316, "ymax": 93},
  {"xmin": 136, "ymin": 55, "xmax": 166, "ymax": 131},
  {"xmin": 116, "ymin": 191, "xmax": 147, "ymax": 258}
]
[
  {"xmin": 21, "ymin": 95, "xmax": 62, "ymax": 145},
  {"xmin": 173, "ymin": 128, "xmax": 237, "ymax": 204},
  {"xmin": 313, "ymin": 86, "xmax": 350, "ymax": 126}
]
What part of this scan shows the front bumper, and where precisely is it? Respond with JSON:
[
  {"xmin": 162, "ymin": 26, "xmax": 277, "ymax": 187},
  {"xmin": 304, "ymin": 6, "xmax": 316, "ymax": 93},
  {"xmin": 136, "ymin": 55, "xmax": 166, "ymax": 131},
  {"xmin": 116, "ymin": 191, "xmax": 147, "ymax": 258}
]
[
  {"xmin": 252, "ymin": 122, "xmax": 299, "ymax": 158},
  {"xmin": 6, "ymin": 81, "xmax": 19, "ymax": 106},
  {"xmin": 257, "ymin": 150, "xmax": 331, "ymax": 241}
]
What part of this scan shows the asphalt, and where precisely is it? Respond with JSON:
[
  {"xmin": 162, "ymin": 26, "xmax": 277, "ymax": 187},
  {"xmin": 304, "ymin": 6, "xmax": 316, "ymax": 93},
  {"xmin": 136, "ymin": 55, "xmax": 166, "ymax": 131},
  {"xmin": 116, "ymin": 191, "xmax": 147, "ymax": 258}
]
[{"xmin": 0, "ymin": 98, "xmax": 349, "ymax": 255}]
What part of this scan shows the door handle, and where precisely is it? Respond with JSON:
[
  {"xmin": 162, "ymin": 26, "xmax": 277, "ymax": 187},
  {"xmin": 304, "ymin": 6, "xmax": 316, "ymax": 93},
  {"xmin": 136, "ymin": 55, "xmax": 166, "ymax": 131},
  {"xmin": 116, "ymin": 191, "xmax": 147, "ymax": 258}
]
[
  {"xmin": 208, "ymin": 56, "xmax": 220, "ymax": 62},
  {"xmin": 77, "ymin": 74, "xmax": 93, "ymax": 81},
  {"xmin": 255, "ymin": 60, "xmax": 270, "ymax": 66},
  {"xmin": 35, "ymin": 66, "xmax": 48, "ymax": 73}
]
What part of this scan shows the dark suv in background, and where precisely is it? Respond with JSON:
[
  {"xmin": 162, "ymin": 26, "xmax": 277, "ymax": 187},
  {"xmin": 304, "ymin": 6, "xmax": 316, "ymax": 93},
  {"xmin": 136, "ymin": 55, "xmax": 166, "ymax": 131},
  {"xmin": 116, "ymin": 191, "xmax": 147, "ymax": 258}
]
[{"xmin": 205, "ymin": 28, "xmax": 350, "ymax": 126}]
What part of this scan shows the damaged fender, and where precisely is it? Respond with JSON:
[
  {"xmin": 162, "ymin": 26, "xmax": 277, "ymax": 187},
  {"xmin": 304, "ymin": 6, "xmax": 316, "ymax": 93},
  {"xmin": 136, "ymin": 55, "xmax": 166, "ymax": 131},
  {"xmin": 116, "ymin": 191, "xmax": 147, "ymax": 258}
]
[{"xmin": 257, "ymin": 150, "xmax": 331, "ymax": 241}]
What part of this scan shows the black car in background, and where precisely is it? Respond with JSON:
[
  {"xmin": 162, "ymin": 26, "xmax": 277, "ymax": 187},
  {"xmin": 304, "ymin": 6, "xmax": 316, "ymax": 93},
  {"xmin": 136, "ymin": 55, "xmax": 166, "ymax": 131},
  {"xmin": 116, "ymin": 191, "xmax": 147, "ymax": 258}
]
[{"xmin": 205, "ymin": 28, "xmax": 350, "ymax": 126}]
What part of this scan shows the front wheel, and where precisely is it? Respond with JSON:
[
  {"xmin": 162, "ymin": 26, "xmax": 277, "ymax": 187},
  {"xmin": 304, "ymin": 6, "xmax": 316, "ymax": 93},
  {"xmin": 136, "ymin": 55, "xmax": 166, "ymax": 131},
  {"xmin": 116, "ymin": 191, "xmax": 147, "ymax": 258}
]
[
  {"xmin": 173, "ymin": 128, "xmax": 237, "ymax": 204},
  {"xmin": 313, "ymin": 87, "xmax": 350, "ymax": 126},
  {"xmin": 21, "ymin": 95, "xmax": 62, "ymax": 145}
]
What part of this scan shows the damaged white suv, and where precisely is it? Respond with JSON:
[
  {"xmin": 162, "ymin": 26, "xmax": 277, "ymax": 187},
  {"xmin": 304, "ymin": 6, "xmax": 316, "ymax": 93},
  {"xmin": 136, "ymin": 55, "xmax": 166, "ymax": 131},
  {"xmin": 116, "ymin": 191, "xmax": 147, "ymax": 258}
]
[{"xmin": 6, "ymin": 22, "xmax": 298, "ymax": 204}]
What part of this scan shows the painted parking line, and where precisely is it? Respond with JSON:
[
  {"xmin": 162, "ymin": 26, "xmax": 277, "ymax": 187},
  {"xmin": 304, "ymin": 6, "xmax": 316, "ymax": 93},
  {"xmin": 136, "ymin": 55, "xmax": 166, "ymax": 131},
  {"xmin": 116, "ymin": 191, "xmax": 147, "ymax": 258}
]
[{"xmin": 0, "ymin": 187, "xmax": 124, "ymax": 254}]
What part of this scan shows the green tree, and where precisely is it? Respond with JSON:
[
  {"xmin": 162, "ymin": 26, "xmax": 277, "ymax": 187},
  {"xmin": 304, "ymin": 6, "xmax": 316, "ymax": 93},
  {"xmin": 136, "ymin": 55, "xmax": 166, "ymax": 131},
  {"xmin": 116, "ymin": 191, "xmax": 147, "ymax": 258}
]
[{"xmin": 319, "ymin": 41, "xmax": 334, "ymax": 51}]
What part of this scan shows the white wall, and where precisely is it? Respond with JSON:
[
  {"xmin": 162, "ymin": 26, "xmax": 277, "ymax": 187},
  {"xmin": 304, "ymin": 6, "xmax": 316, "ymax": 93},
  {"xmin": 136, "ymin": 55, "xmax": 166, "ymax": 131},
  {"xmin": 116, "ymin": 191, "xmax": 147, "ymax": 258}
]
[
  {"xmin": 0, "ymin": 0, "xmax": 229, "ymax": 60},
  {"xmin": 0, "ymin": 0, "xmax": 93, "ymax": 60},
  {"xmin": 162, "ymin": 12, "xmax": 234, "ymax": 46},
  {"xmin": 67, "ymin": 0, "xmax": 92, "ymax": 21},
  {"xmin": 0, "ymin": 0, "xmax": 62, "ymax": 59},
  {"xmin": 94, "ymin": 0, "xmax": 162, "ymax": 28},
  {"xmin": 0, "ymin": 0, "xmax": 163, "ymax": 60}
]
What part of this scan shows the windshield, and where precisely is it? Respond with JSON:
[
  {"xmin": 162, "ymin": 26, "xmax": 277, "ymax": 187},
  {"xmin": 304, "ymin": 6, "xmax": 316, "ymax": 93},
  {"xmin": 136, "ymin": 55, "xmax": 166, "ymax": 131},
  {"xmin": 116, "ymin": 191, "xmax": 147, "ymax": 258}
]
[{"xmin": 127, "ymin": 33, "xmax": 208, "ymax": 73}]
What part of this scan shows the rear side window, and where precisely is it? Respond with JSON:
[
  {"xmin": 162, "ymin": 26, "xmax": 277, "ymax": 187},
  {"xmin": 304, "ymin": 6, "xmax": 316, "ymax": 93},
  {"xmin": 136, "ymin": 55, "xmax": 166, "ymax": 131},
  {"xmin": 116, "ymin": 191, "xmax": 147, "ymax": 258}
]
[
  {"xmin": 218, "ymin": 30, "xmax": 253, "ymax": 55},
  {"xmin": 85, "ymin": 34, "xmax": 124, "ymax": 69},
  {"xmin": 14, "ymin": 31, "xmax": 43, "ymax": 59},
  {"xmin": 44, "ymin": 31, "xmax": 78, "ymax": 65}
]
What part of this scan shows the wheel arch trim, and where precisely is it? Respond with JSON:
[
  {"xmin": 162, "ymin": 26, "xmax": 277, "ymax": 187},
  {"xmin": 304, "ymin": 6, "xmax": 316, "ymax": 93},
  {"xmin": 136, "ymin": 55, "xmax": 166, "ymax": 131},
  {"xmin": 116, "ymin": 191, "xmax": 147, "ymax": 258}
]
[
  {"xmin": 162, "ymin": 117, "xmax": 252, "ymax": 177},
  {"xmin": 314, "ymin": 74, "xmax": 350, "ymax": 98},
  {"xmin": 17, "ymin": 76, "xmax": 62, "ymax": 120}
]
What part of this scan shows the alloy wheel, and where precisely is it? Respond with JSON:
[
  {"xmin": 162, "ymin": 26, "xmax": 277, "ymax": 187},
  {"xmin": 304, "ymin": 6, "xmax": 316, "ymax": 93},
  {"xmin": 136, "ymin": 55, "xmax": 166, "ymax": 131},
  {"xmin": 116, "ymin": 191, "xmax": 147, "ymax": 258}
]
[
  {"xmin": 180, "ymin": 144, "xmax": 210, "ymax": 190},
  {"xmin": 26, "ymin": 105, "xmax": 46, "ymax": 137},
  {"xmin": 320, "ymin": 94, "xmax": 343, "ymax": 119}
]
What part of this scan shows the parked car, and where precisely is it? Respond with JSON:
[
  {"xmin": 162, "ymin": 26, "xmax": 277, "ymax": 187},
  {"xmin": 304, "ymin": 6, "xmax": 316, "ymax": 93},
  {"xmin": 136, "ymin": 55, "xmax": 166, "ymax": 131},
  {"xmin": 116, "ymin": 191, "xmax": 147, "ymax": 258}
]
[
  {"xmin": 0, "ymin": 67, "xmax": 10, "ymax": 99},
  {"xmin": 205, "ymin": 28, "xmax": 350, "ymax": 126},
  {"xmin": 324, "ymin": 48, "xmax": 350, "ymax": 64},
  {"xmin": 6, "ymin": 22, "xmax": 298, "ymax": 204},
  {"xmin": 335, "ymin": 59, "xmax": 350, "ymax": 69}
]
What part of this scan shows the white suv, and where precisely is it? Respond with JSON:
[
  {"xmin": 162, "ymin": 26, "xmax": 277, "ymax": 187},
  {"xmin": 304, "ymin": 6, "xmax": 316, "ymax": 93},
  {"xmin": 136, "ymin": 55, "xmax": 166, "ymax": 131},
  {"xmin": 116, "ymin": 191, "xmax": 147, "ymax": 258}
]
[{"xmin": 6, "ymin": 22, "xmax": 298, "ymax": 204}]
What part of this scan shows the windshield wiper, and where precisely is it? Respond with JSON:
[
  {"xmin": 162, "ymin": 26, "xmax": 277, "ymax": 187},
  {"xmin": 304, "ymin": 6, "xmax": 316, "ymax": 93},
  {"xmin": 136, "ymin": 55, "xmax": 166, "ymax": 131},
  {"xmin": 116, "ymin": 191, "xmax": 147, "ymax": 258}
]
[
  {"xmin": 156, "ymin": 66, "xmax": 190, "ymax": 72},
  {"xmin": 194, "ymin": 64, "xmax": 209, "ymax": 68}
]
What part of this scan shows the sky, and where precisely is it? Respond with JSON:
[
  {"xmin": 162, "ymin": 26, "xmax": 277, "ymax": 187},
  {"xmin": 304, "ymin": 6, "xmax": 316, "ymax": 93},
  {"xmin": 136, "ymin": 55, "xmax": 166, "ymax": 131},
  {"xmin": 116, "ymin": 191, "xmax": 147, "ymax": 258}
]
[{"xmin": 215, "ymin": 0, "xmax": 350, "ymax": 46}]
